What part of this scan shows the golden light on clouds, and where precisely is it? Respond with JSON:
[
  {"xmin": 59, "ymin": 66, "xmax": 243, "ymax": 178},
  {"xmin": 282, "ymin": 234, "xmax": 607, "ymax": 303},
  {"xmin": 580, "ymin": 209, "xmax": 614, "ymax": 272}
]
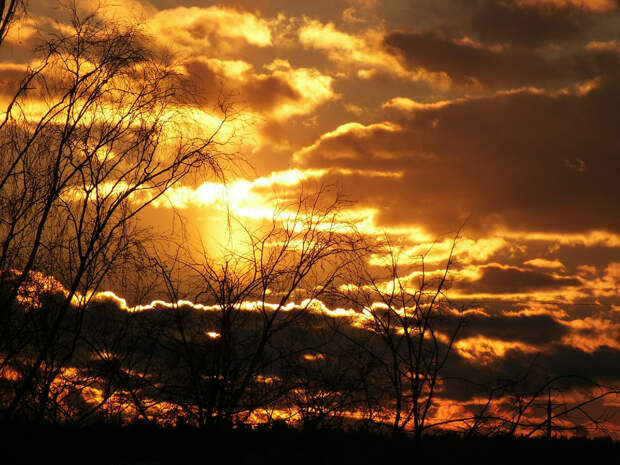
[
  {"xmin": 497, "ymin": 230, "xmax": 620, "ymax": 248},
  {"xmin": 298, "ymin": 19, "xmax": 450, "ymax": 86},
  {"xmin": 263, "ymin": 60, "xmax": 335, "ymax": 119},
  {"xmin": 367, "ymin": 237, "xmax": 508, "ymax": 268},
  {"xmin": 561, "ymin": 317, "xmax": 620, "ymax": 352},
  {"xmin": 293, "ymin": 121, "xmax": 403, "ymax": 163},
  {"xmin": 455, "ymin": 336, "xmax": 539, "ymax": 362},
  {"xmin": 146, "ymin": 6, "xmax": 272, "ymax": 51},
  {"xmin": 1, "ymin": 0, "xmax": 619, "ymax": 439},
  {"xmin": 524, "ymin": 258, "xmax": 566, "ymax": 270},
  {"xmin": 382, "ymin": 97, "xmax": 461, "ymax": 112}
]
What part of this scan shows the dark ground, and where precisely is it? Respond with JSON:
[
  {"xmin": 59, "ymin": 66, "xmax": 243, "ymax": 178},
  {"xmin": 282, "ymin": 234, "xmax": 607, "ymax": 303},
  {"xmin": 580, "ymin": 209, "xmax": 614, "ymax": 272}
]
[{"xmin": 0, "ymin": 421, "xmax": 618, "ymax": 465}]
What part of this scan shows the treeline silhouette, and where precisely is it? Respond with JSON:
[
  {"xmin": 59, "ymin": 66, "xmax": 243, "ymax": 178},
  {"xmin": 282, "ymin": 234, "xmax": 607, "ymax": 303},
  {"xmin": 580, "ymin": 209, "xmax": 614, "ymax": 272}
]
[{"xmin": 1, "ymin": 420, "xmax": 619, "ymax": 465}]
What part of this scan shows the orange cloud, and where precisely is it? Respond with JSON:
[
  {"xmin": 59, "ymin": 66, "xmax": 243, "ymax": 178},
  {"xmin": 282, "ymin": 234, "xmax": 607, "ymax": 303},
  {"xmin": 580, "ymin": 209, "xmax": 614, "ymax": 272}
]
[
  {"xmin": 455, "ymin": 335, "xmax": 539, "ymax": 363},
  {"xmin": 262, "ymin": 59, "xmax": 336, "ymax": 118},
  {"xmin": 145, "ymin": 6, "xmax": 272, "ymax": 54},
  {"xmin": 561, "ymin": 317, "xmax": 620, "ymax": 352},
  {"xmin": 524, "ymin": 258, "xmax": 566, "ymax": 270},
  {"xmin": 297, "ymin": 19, "xmax": 450, "ymax": 86},
  {"xmin": 499, "ymin": 230, "xmax": 620, "ymax": 248},
  {"xmin": 180, "ymin": 57, "xmax": 335, "ymax": 121},
  {"xmin": 587, "ymin": 262, "xmax": 620, "ymax": 298},
  {"xmin": 372, "ymin": 237, "xmax": 508, "ymax": 267},
  {"xmin": 382, "ymin": 97, "xmax": 462, "ymax": 112},
  {"xmin": 293, "ymin": 122, "xmax": 404, "ymax": 164}
]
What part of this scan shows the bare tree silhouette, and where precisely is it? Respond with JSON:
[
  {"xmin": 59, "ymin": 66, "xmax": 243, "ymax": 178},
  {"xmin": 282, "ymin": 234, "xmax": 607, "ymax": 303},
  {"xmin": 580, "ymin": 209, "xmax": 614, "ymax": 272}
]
[
  {"xmin": 451, "ymin": 355, "xmax": 620, "ymax": 438},
  {"xmin": 145, "ymin": 186, "xmax": 364, "ymax": 427},
  {"xmin": 0, "ymin": 6, "xmax": 234, "ymax": 421},
  {"xmin": 333, "ymin": 237, "xmax": 465, "ymax": 440}
]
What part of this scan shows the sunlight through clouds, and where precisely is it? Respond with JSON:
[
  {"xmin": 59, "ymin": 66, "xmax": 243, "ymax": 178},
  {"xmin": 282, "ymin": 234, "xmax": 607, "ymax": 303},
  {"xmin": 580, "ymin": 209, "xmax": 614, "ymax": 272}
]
[{"xmin": 1, "ymin": 0, "xmax": 619, "ymax": 441}]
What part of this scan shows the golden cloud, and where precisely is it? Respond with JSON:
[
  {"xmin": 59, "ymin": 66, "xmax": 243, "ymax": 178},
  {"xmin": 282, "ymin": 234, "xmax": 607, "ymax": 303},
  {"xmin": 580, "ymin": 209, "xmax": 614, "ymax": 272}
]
[
  {"xmin": 262, "ymin": 59, "xmax": 336, "ymax": 118},
  {"xmin": 524, "ymin": 258, "xmax": 566, "ymax": 270},
  {"xmin": 382, "ymin": 97, "xmax": 462, "ymax": 112},
  {"xmin": 297, "ymin": 19, "xmax": 450, "ymax": 87},
  {"xmin": 586, "ymin": 262, "xmax": 620, "ymax": 298},
  {"xmin": 145, "ymin": 6, "xmax": 272, "ymax": 54},
  {"xmin": 180, "ymin": 56, "xmax": 335, "ymax": 121},
  {"xmin": 370, "ymin": 237, "xmax": 508, "ymax": 267},
  {"xmin": 293, "ymin": 121, "xmax": 403, "ymax": 163},
  {"xmin": 455, "ymin": 335, "xmax": 539, "ymax": 363},
  {"xmin": 561, "ymin": 317, "xmax": 620, "ymax": 352},
  {"xmin": 499, "ymin": 230, "xmax": 620, "ymax": 248}
]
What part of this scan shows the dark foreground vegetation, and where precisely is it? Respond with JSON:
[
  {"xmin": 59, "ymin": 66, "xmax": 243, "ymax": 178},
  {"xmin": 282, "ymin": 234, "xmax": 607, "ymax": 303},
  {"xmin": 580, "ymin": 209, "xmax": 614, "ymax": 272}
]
[{"xmin": 1, "ymin": 420, "xmax": 618, "ymax": 465}]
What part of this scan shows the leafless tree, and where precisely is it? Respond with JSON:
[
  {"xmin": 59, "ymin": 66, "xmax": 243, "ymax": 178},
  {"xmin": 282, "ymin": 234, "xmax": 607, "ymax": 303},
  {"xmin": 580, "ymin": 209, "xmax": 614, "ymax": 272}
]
[
  {"xmin": 333, "ymin": 237, "xmax": 465, "ymax": 440},
  {"xmin": 147, "ymin": 186, "xmax": 364, "ymax": 427},
  {"xmin": 491, "ymin": 368, "xmax": 619, "ymax": 438},
  {"xmin": 277, "ymin": 310, "xmax": 366, "ymax": 431},
  {"xmin": 0, "ymin": 6, "xmax": 234, "ymax": 421},
  {"xmin": 449, "ymin": 354, "xmax": 620, "ymax": 439}
]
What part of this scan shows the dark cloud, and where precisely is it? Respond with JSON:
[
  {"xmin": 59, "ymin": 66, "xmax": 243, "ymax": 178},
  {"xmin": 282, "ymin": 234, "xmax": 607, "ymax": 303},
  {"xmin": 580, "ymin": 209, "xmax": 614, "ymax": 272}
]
[
  {"xmin": 442, "ymin": 342, "xmax": 620, "ymax": 404},
  {"xmin": 180, "ymin": 58, "xmax": 221, "ymax": 103},
  {"xmin": 0, "ymin": 64, "xmax": 27, "ymax": 97},
  {"xmin": 457, "ymin": 310, "xmax": 570, "ymax": 344},
  {"xmin": 242, "ymin": 74, "xmax": 301, "ymax": 111},
  {"xmin": 296, "ymin": 80, "xmax": 620, "ymax": 234},
  {"xmin": 458, "ymin": 265, "xmax": 581, "ymax": 294},
  {"xmin": 467, "ymin": 0, "xmax": 585, "ymax": 48},
  {"xmin": 384, "ymin": 30, "xmax": 620, "ymax": 89},
  {"xmin": 537, "ymin": 343, "xmax": 620, "ymax": 382},
  {"xmin": 181, "ymin": 57, "xmax": 303, "ymax": 113},
  {"xmin": 469, "ymin": 342, "xmax": 620, "ymax": 385}
]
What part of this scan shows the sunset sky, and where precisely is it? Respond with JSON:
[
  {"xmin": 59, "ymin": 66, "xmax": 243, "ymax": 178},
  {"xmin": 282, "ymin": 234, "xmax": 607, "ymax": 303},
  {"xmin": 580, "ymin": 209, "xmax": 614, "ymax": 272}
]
[{"xmin": 2, "ymin": 0, "xmax": 619, "ymax": 434}]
